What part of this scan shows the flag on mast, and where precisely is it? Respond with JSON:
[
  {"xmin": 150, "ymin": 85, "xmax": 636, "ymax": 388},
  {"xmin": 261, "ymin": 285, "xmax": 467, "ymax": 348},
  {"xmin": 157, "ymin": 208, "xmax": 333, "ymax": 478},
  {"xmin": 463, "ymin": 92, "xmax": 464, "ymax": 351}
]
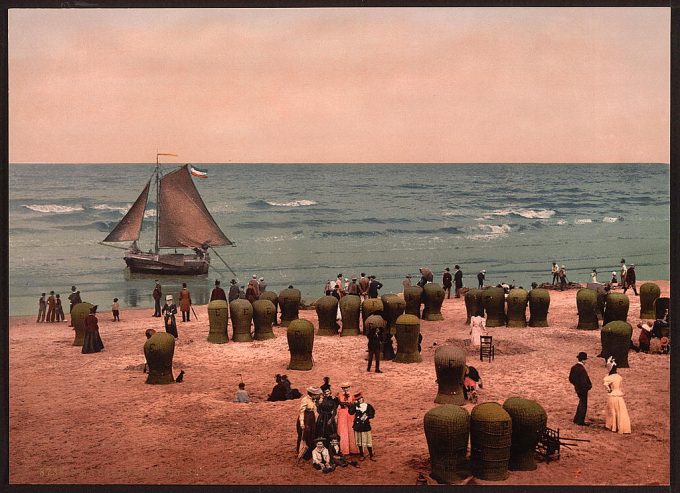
[{"xmin": 189, "ymin": 165, "xmax": 208, "ymax": 179}]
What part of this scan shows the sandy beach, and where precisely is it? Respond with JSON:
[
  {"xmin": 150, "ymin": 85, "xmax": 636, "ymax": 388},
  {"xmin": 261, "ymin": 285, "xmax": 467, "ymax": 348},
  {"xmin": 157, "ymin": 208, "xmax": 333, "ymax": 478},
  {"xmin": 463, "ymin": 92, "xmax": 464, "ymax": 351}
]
[{"xmin": 8, "ymin": 281, "xmax": 670, "ymax": 485}]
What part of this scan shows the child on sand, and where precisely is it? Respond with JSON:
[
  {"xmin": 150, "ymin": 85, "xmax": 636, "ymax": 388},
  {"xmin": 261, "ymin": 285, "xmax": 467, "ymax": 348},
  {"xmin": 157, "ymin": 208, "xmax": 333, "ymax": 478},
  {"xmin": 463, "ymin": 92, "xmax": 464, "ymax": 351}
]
[{"xmin": 112, "ymin": 298, "xmax": 120, "ymax": 322}]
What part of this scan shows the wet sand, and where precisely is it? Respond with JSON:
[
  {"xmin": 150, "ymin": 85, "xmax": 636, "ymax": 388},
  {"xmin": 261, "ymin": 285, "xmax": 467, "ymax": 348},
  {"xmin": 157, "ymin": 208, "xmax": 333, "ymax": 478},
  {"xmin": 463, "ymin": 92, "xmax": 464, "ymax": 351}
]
[{"xmin": 9, "ymin": 281, "xmax": 670, "ymax": 485}]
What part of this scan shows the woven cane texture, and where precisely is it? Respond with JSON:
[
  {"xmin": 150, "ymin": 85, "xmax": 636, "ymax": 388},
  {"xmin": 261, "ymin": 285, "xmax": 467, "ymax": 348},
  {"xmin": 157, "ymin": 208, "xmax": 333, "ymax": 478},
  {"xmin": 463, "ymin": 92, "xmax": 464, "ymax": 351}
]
[
  {"xmin": 207, "ymin": 300, "xmax": 229, "ymax": 343},
  {"xmin": 422, "ymin": 283, "xmax": 445, "ymax": 321},
  {"xmin": 528, "ymin": 288, "xmax": 550, "ymax": 327},
  {"xmin": 259, "ymin": 291, "xmax": 278, "ymax": 320},
  {"xmin": 278, "ymin": 288, "xmax": 301, "ymax": 327},
  {"xmin": 464, "ymin": 289, "xmax": 484, "ymax": 324},
  {"xmin": 404, "ymin": 286, "xmax": 423, "ymax": 318},
  {"xmin": 424, "ymin": 405, "xmax": 471, "ymax": 483},
  {"xmin": 576, "ymin": 288, "xmax": 599, "ymax": 330},
  {"xmin": 603, "ymin": 293, "xmax": 629, "ymax": 325},
  {"xmin": 506, "ymin": 288, "xmax": 528, "ymax": 327},
  {"xmin": 71, "ymin": 302, "xmax": 94, "ymax": 346},
  {"xmin": 287, "ymin": 319, "xmax": 314, "ymax": 370},
  {"xmin": 381, "ymin": 294, "xmax": 406, "ymax": 334},
  {"xmin": 361, "ymin": 298, "xmax": 384, "ymax": 329},
  {"xmin": 252, "ymin": 299, "xmax": 276, "ymax": 340},
  {"xmin": 316, "ymin": 296, "xmax": 340, "ymax": 336},
  {"xmin": 434, "ymin": 345, "xmax": 467, "ymax": 405},
  {"xmin": 144, "ymin": 332, "xmax": 175, "ymax": 384},
  {"xmin": 601, "ymin": 321, "xmax": 633, "ymax": 368},
  {"xmin": 394, "ymin": 314, "xmax": 422, "ymax": 363},
  {"xmin": 482, "ymin": 287, "xmax": 506, "ymax": 327},
  {"xmin": 502, "ymin": 397, "xmax": 547, "ymax": 471},
  {"xmin": 640, "ymin": 283, "xmax": 661, "ymax": 319},
  {"xmin": 340, "ymin": 295, "xmax": 362, "ymax": 336},
  {"xmin": 470, "ymin": 402, "xmax": 512, "ymax": 481},
  {"xmin": 229, "ymin": 299, "xmax": 253, "ymax": 342}
]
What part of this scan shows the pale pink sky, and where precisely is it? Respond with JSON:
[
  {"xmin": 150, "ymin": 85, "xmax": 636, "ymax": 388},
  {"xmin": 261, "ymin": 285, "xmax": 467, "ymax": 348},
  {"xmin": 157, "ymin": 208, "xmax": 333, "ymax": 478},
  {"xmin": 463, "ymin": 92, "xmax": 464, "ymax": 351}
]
[{"xmin": 9, "ymin": 8, "xmax": 670, "ymax": 164}]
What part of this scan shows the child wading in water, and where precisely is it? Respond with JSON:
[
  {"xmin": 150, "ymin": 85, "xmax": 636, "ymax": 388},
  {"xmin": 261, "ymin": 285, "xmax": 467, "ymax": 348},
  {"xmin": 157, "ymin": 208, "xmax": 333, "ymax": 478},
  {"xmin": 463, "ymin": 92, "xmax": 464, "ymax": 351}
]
[{"xmin": 112, "ymin": 298, "xmax": 120, "ymax": 322}]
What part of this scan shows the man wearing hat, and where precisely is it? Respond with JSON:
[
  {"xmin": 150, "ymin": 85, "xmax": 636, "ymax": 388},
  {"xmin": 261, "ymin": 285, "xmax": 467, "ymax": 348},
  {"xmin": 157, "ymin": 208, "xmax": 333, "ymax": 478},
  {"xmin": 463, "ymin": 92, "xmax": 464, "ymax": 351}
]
[
  {"xmin": 67, "ymin": 285, "xmax": 77, "ymax": 326},
  {"xmin": 336, "ymin": 382, "xmax": 359, "ymax": 456},
  {"xmin": 311, "ymin": 437, "xmax": 335, "ymax": 473},
  {"xmin": 454, "ymin": 265, "xmax": 464, "ymax": 298},
  {"xmin": 359, "ymin": 273, "xmax": 370, "ymax": 301},
  {"xmin": 297, "ymin": 386, "xmax": 322, "ymax": 461},
  {"xmin": 568, "ymin": 352, "xmax": 593, "ymax": 426},
  {"xmin": 368, "ymin": 276, "xmax": 383, "ymax": 299},
  {"xmin": 152, "ymin": 280, "xmax": 162, "ymax": 317},
  {"xmin": 442, "ymin": 267, "xmax": 453, "ymax": 299},
  {"xmin": 248, "ymin": 275, "xmax": 261, "ymax": 298},
  {"xmin": 622, "ymin": 264, "xmax": 638, "ymax": 295},
  {"xmin": 82, "ymin": 305, "xmax": 104, "ymax": 354},
  {"xmin": 258, "ymin": 277, "xmax": 267, "ymax": 293},
  {"xmin": 161, "ymin": 294, "xmax": 178, "ymax": 338},
  {"xmin": 402, "ymin": 274, "xmax": 412, "ymax": 291},
  {"xmin": 347, "ymin": 277, "xmax": 359, "ymax": 295},
  {"xmin": 210, "ymin": 279, "xmax": 227, "ymax": 301},
  {"xmin": 348, "ymin": 391, "xmax": 376, "ymax": 460},
  {"xmin": 228, "ymin": 279, "xmax": 240, "ymax": 302},
  {"xmin": 477, "ymin": 270, "xmax": 486, "ymax": 289}
]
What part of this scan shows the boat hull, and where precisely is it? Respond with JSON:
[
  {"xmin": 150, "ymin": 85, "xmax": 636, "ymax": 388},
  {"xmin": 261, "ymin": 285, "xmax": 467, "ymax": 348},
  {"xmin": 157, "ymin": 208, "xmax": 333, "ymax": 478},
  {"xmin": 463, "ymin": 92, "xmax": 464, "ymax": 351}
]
[{"xmin": 124, "ymin": 252, "xmax": 210, "ymax": 275}]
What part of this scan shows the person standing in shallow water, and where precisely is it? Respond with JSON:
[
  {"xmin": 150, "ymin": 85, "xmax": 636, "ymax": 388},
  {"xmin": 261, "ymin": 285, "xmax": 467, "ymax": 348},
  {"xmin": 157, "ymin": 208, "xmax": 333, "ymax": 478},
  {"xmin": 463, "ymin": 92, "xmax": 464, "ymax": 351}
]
[
  {"xmin": 569, "ymin": 352, "xmax": 592, "ymax": 426},
  {"xmin": 152, "ymin": 280, "xmax": 162, "ymax": 317},
  {"xmin": 162, "ymin": 294, "xmax": 178, "ymax": 338}
]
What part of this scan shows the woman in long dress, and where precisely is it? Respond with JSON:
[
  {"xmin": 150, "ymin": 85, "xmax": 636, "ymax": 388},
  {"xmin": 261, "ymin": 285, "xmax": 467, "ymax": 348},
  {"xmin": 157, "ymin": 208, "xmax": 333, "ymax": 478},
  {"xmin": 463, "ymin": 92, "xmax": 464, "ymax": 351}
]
[
  {"xmin": 336, "ymin": 382, "xmax": 359, "ymax": 455},
  {"xmin": 162, "ymin": 295, "xmax": 178, "ymax": 338},
  {"xmin": 315, "ymin": 388, "xmax": 338, "ymax": 441},
  {"xmin": 82, "ymin": 305, "xmax": 104, "ymax": 354},
  {"xmin": 603, "ymin": 357, "xmax": 631, "ymax": 434},
  {"xmin": 296, "ymin": 387, "xmax": 321, "ymax": 460},
  {"xmin": 470, "ymin": 314, "xmax": 486, "ymax": 347}
]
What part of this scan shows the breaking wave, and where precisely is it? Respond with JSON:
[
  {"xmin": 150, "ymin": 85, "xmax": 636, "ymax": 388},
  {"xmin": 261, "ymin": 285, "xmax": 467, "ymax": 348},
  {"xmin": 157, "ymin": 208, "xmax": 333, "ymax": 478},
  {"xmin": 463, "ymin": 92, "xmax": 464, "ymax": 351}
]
[
  {"xmin": 492, "ymin": 208, "xmax": 555, "ymax": 219},
  {"xmin": 603, "ymin": 217, "xmax": 621, "ymax": 223},
  {"xmin": 466, "ymin": 223, "xmax": 512, "ymax": 241},
  {"xmin": 266, "ymin": 199, "xmax": 317, "ymax": 207},
  {"xmin": 92, "ymin": 204, "xmax": 131, "ymax": 214},
  {"xmin": 574, "ymin": 218, "xmax": 592, "ymax": 224},
  {"xmin": 22, "ymin": 204, "xmax": 84, "ymax": 214}
]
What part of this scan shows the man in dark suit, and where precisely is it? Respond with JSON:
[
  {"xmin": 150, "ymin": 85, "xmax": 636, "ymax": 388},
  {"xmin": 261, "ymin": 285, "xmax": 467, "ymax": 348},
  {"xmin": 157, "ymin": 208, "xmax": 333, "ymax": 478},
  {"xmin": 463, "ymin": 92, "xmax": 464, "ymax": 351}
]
[
  {"xmin": 210, "ymin": 279, "xmax": 227, "ymax": 301},
  {"xmin": 568, "ymin": 352, "xmax": 592, "ymax": 425},
  {"xmin": 454, "ymin": 265, "xmax": 463, "ymax": 298},
  {"xmin": 367, "ymin": 276, "xmax": 383, "ymax": 299},
  {"xmin": 152, "ymin": 281, "xmax": 162, "ymax": 317},
  {"xmin": 442, "ymin": 268, "xmax": 453, "ymax": 299}
]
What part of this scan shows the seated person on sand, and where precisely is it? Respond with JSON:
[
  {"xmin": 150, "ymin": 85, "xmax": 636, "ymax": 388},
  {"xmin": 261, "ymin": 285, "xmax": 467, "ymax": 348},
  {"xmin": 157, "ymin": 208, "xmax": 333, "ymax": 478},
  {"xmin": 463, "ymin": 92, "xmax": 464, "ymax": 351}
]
[
  {"xmin": 311, "ymin": 439, "xmax": 335, "ymax": 473},
  {"xmin": 463, "ymin": 366, "xmax": 483, "ymax": 402},
  {"xmin": 636, "ymin": 323, "xmax": 652, "ymax": 353},
  {"xmin": 328, "ymin": 434, "xmax": 358, "ymax": 468},
  {"xmin": 234, "ymin": 382, "xmax": 250, "ymax": 403},
  {"xmin": 267, "ymin": 374, "xmax": 302, "ymax": 401}
]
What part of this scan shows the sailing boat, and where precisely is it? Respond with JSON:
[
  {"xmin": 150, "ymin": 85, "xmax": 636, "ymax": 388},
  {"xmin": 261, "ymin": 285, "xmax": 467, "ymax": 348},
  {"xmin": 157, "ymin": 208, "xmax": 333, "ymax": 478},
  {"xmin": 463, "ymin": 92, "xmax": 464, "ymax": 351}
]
[{"xmin": 101, "ymin": 153, "xmax": 234, "ymax": 275}]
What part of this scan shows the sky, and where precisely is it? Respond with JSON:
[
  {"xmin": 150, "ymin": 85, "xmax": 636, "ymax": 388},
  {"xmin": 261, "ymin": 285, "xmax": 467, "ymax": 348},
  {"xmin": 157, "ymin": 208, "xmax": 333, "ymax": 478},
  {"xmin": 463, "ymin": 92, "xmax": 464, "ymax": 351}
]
[{"xmin": 8, "ymin": 7, "xmax": 670, "ymax": 164}]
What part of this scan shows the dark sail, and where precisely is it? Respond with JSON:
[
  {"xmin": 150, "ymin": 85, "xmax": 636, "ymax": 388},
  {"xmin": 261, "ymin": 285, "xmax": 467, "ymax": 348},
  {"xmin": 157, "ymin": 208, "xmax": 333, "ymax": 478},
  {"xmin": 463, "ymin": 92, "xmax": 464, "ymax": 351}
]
[
  {"xmin": 103, "ymin": 181, "xmax": 150, "ymax": 242},
  {"xmin": 158, "ymin": 165, "xmax": 233, "ymax": 248}
]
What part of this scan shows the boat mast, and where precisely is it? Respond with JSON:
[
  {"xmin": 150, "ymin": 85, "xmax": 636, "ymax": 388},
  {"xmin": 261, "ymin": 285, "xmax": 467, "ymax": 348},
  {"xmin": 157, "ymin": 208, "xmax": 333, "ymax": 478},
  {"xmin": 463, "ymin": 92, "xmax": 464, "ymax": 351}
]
[{"xmin": 155, "ymin": 152, "xmax": 178, "ymax": 254}]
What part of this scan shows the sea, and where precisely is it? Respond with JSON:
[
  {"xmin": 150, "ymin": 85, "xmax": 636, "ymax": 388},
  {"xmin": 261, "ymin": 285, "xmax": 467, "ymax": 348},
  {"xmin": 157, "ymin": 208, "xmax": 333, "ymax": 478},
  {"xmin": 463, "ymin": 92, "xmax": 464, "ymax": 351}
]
[{"xmin": 8, "ymin": 163, "xmax": 670, "ymax": 317}]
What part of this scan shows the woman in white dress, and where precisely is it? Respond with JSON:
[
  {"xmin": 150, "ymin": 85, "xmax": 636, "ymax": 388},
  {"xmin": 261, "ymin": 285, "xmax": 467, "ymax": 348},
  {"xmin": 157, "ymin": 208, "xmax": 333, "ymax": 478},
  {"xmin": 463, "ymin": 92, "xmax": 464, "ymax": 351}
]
[
  {"xmin": 470, "ymin": 315, "xmax": 486, "ymax": 347},
  {"xmin": 603, "ymin": 357, "xmax": 631, "ymax": 434}
]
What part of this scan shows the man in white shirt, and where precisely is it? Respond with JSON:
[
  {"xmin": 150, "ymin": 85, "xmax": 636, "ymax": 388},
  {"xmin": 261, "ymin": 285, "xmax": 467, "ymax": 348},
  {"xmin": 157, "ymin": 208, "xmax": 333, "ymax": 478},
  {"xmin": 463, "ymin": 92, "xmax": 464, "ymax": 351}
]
[{"xmin": 311, "ymin": 439, "xmax": 335, "ymax": 473}]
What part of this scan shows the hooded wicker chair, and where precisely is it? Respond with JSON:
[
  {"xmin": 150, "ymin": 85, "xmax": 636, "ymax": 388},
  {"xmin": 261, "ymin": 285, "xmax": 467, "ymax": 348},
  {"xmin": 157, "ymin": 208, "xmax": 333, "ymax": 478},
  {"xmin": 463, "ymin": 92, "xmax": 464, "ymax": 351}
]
[
  {"xmin": 144, "ymin": 332, "xmax": 176, "ymax": 384},
  {"xmin": 278, "ymin": 287, "xmax": 301, "ymax": 327},
  {"xmin": 258, "ymin": 291, "xmax": 279, "ymax": 324},
  {"xmin": 252, "ymin": 299, "xmax": 277, "ymax": 340},
  {"xmin": 361, "ymin": 298, "xmax": 384, "ymax": 333},
  {"xmin": 424, "ymin": 405, "xmax": 471, "ymax": 483},
  {"xmin": 71, "ymin": 302, "xmax": 94, "ymax": 346},
  {"xmin": 434, "ymin": 345, "xmax": 467, "ymax": 405},
  {"xmin": 339, "ymin": 295, "xmax": 362, "ymax": 336},
  {"xmin": 506, "ymin": 288, "xmax": 528, "ymax": 328},
  {"xmin": 639, "ymin": 283, "xmax": 661, "ymax": 319},
  {"xmin": 422, "ymin": 283, "xmax": 445, "ymax": 321},
  {"xmin": 382, "ymin": 294, "xmax": 406, "ymax": 335},
  {"xmin": 464, "ymin": 289, "xmax": 484, "ymax": 325},
  {"xmin": 394, "ymin": 314, "xmax": 422, "ymax": 363},
  {"xmin": 576, "ymin": 288, "xmax": 599, "ymax": 330},
  {"xmin": 229, "ymin": 299, "xmax": 253, "ymax": 342},
  {"xmin": 482, "ymin": 287, "xmax": 506, "ymax": 327},
  {"xmin": 470, "ymin": 402, "xmax": 512, "ymax": 481},
  {"xmin": 603, "ymin": 293, "xmax": 629, "ymax": 325},
  {"xmin": 502, "ymin": 397, "xmax": 547, "ymax": 471},
  {"xmin": 404, "ymin": 286, "xmax": 424, "ymax": 318},
  {"xmin": 207, "ymin": 299, "xmax": 229, "ymax": 343},
  {"xmin": 600, "ymin": 321, "xmax": 633, "ymax": 368},
  {"xmin": 316, "ymin": 296, "xmax": 340, "ymax": 336},
  {"xmin": 528, "ymin": 288, "xmax": 550, "ymax": 327},
  {"xmin": 287, "ymin": 319, "xmax": 314, "ymax": 370}
]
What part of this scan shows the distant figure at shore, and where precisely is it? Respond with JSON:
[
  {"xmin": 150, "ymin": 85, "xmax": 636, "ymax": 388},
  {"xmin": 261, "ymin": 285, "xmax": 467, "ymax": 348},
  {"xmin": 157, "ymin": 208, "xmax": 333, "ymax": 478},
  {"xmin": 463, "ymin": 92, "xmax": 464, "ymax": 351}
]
[
  {"xmin": 179, "ymin": 283, "xmax": 192, "ymax": 322},
  {"xmin": 210, "ymin": 279, "xmax": 227, "ymax": 301},
  {"xmin": 623, "ymin": 264, "xmax": 638, "ymax": 295},
  {"xmin": 368, "ymin": 276, "xmax": 383, "ymax": 299},
  {"xmin": 620, "ymin": 259, "xmax": 627, "ymax": 290},
  {"xmin": 82, "ymin": 305, "xmax": 104, "ymax": 354},
  {"xmin": 234, "ymin": 382, "xmax": 250, "ymax": 403},
  {"xmin": 111, "ymin": 298, "xmax": 120, "ymax": 322},
  {"xmin": 454, "ymin": 265, "xmax": 463, "ymax": 298},
  {"xmin": 590, "ymin": 269, "xmax": 599, "ymax": 283},
  {"xmin": 248, "ymin": 275, "xmax": 261, "ymax": 298},
  {"xmin": 359, "ymin": 273, "xmax": 370, "ymax": 301},
  {"xmin": 246, "ymin": 283, "xmax": 259, "ymax": 304},
  {"xmin": 402, "ymin": 274, "xmax": 412, "ymax": 291},
  {"xmin": 611, "ymin": 271, "xmax": 618, "ymax": 285},
  {"xmin": 417, "ymin": 267, "xmax": 433, "ymax": 287},
  {"xmin": 55, "ymin": 294, "xmax": 65, "ymax": 322},
  {"xmin": 559, "ymin": 265, "xmax": 568, "ymax": 291},
  {"xmin": 68, "ymin": 289, "xmax": 82, "ymax": 326},
  {"xmin": 152, "ymin": 280, "xmax": 162, "ymax": 317},
  {"xmin": 551, "ymin": 262, "xmax": 559, "ymax": 284},
  {"xmin": 347, "ymin": 277, "xmax": 359, "ymax": 295},
  {"xmin": 259, "ymin": 277, "xmax": 267, "ymax": 293},
  {"xmin": 442, "ymin": 268, "xmax": 452, "ymax": 299},
  {"xmin": 228, "ymin": 279, "xmax": 240, "ymax": 302},
  {"xmin": 477, "ymin": 269, "xmax": 486, "ymax": 288},
  {"xmin": 162, "ymin": 294, "xmax": 178, "ymax": 338},
  {"xmin": 37, "ymin": 293, "xmax": 46, "ymax": 323},
  {"xmin": 46, "ymin": 291, "xmax": 56, "ymax": 323}
]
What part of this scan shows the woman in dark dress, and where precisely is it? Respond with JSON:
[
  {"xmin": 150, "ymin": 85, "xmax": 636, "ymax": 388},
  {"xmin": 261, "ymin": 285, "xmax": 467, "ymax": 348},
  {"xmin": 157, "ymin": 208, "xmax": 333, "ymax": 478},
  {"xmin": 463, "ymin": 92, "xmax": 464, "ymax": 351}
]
[
  {"xmin": 162, "ymin": 295, "xmax": 178, "ymax": 338},
  {"xmin": 297, "ymin": 387, "xmax": 321, "ymax": 460},
  {"xmin": 82, "ymin": 305, "xmax": 104, "ymax": 354},
  {"xmin": 315, "ymin": 388, "xmax": 338, "ymax": 441}
]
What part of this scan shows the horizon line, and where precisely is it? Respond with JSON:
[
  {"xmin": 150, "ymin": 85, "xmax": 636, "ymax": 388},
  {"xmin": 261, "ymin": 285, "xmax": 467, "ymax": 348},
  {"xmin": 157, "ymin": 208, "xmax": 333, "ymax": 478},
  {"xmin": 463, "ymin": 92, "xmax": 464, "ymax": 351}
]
[{"xmin": 8, "ymin": 161, "xmax": 671, "ymax": 166}]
